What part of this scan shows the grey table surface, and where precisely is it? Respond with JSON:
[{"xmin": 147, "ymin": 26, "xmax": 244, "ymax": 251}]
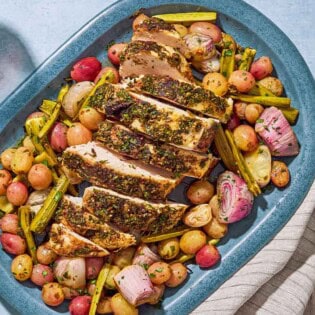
[{"xmin": 0, "ymin": 0, "xmax": 314, "ymax": 314}]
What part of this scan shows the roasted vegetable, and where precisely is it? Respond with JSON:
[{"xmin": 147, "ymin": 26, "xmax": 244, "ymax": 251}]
[
  {"xmin": 132, "ymin": 244, "xmax": 160, "ymax": 268},
  {"xmin": 255, "ymin": 107, "xmax": 299, "ymax": 156},
  {"xmin": 217, "ymin": 171, "xmax": 254, "ymax": 223},
  {"xmin": 153, "ymin": 12, "xmax": 217, "ymax": 24},
  {"xmin": 250, "ymin": 56, "xmax": 273, "ymax": 80},
  {"xmin": 114, "ymin": 265, "xmax": 154, "ymax": 306},
  {"xmin": 141, "ymin": 227, "xmax": 192, "ymax": 243},
  {"xmin": 183, "ymin": 204, "xmax": 212, "ymax": 227},
  {"xmin": 38, "ymin": 103, "xmax": 62, "ymax": 139},
  {"xmin": 19, "ymin": 206, "xmax": 37, "ymax": 263},
  {"xmin": 30, "ymin": 175, "xmax": 69, "ymax": 233},
  {"xmin": 244, "ymin": 145, "xmax": 271, "ymax": 187},
  {"xmin": 184, "ymin": 33, "xmax": 215, "ymax": 61},
  {"xmin": 220, "ymin": 48, "xmax": 235, "ymax": 78},
  {"xmin": 258, "ymin": 76, "xmax": 283, "ymax": 96},
  {"xmin": 280, "ymin": 107, "xmax": 299, "ymax": 125},
  {"xmin": 271, "ymin": 160, "xmax": 290, "ymax": 188},
  {"xmin": 238, "ymin": 47, "xmax": 256, "ymax": 71},
  {"xmin": 228, "ymin": 70, "xmax": 256, "ymax": 93},
  {"xmin": 231, "ymin": 94, "xmax": 290, "ymax": 108}
]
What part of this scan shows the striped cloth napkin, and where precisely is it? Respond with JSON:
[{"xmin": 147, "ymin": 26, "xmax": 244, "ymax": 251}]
[{"xmin": 193, "ymin": 181, "xmax": 315, "ymax": 314}]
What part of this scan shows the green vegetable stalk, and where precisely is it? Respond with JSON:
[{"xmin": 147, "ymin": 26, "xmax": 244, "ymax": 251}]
[
  {"xmin": 30, "ymin": 175, "xmax": 69, "ymax": 233},
  {"xmin": 89, "ymin": 263, "xmax": 111, "ymax": 315},
  {"xmin": 220, "ymin": 48, "xmax": 235, "ymax": 78},
  {"xmin": 170, "ymin": 254, "xmax": 194, "ymax": 264},
  {"xmin": 152, "ymin": 12, "xmax": 217, "ymax": 24},
  {"xmin": 230, "ymin": 94, "xmax": 291, "ymax": 107},
  {"xmin": 248, "ymin": 82, "xmax": 275, "ymax": 96},
  {"xmin": 19, "ymin": 206, "xmax": 37, "ymax": 264},
  {"xmin": 38, "ymin": 103, "xmax": 61, "ymax": 139},
  {"xmin": 39, "ymin": 100, "xmax": 57, "ymax": 116},
  {"xmin": 281, "ymin": 107, "xmax": 299, "ymax": 125},
  {"xmin": 141, "ymin": 227, "xmax": 192, "ymax": 243},
  {"xmin": 0, "ymin": 196, "xmax": 14, "ymax": 214},
  {"xmin": 238, "ymin": 47, "xmax": 256, "ymax": 71},
  {"xmin": 57, "ymin": 84, "xmax": 70, "ymax": 102}
]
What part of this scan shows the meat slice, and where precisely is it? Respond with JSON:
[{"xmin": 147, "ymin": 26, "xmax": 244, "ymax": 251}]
[
  {"xmin": 119, "ymin": 40, "xmax": 193, "ymax": 83},
  {"xmin": 95, "ymin": 120, "xmax": 218, "ymax": 178},
  {"xmin": 48, "ymin": 223, "xmax": 109, "ymax": 257},
  {"xmin": 61, "ymin": 142, "xmax": 178, "ymax": 201},
  {"xmin": 132, "ymin": 15, "xmax": 190, "ymax": 59},
  {"xmin": 56, "ymin": 195, "xmax": 136, "ymax": 250},
  {"xmin": 88, "ymin": 84, "xmax": 218, "ymax": 152},
  {"xmin": 83, "ymin": 186, "xmax": 188, "ymax": 235},
  {"xmin": 124, "ymin": 74, "xmax": 233, "ymax": 123}
]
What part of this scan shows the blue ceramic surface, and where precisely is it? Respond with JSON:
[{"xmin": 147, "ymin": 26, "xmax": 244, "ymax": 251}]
[{"xmin": 0, "ymin": 1, "xmax": 315, "ymax": 314}]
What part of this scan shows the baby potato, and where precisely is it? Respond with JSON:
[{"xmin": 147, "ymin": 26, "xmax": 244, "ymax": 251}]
[
  {"xmin": 23, "ymin": 136, "xmax": 35, "ymax": 153},
  {"xmin": 147, "ymin": 284, "xmax": 165, "ymax": 305},
  {"xmin": 258, "ymin": 76, "xmax": 283, "ymax": 96},
  {"xmin": 36, "ymin": 242, "xmax": 58, "ymax": 265},
  {"xmin": 157, "ymin": 238, "xmax": 180, "ymax": 260},
  {"xmin": 209, "ymin": 195, "xmax": 220, "ymax": 218},
  {"xmin": 202, "ymin": 72, "xmax": 228, "ymax": 96},
  {"xmin": 42, "ymin": 282, "xmax": 65, "ymax": 307},
  {"xmin": 245, "ymin": 103, "xmax": 264, "ymax": 125},
  {"xmin": 105, "ymin": 265, "xmax": 120, "ymax": 290},
  {"xmin": 244, "ymin": 145, "xmax": 271, "ymax": 188},
  {"xmin": 31, "ymin": 264, "xmax": 54, "ymax": 287},
  {"xmin": 203, "ymin": 218, "xmax": 228, "ymax": 239},
  {"xmin": 28, "ymin": 164, "xmax": 53, "ymax": 190},
  {"xmin": 174, "ymin": 24, "xmax": 188, "ymax": 37},
  {"xmin": 113, "ymin": 246, "xmax": 136, "ymax": 269},
  {"xmin": 189, "ymin": 22, "xmax": 222, "ymax": 43},
  {"xmin": 183, "ymin": 204, "xmax": 212, "ymax": 227},
  {"xmin": 0, "ymin": 213, "xmax": 19, "ymax": 234},
  {"xmin": 228, "ymin": 70, "xmax": 256, "ymax": 93},
  {"xmin": 11, "ymin": 254, "xmax": 33, "ymax": 281},
  {"xmin": 187, "ymin": 180, "xmax": 215, "ymax": 204},
  {"xmin": 67, "ymin": 122, "xmax": 93, "ymax": 146},
  {"xmin": 11, "ymin": 146, "xmax": 34, "ymax": 174},
  {"xmin": 48, "ymin": 122, "xmax": 69, "ymax": 153},
  {"xmin": 108, "ymin": 43, "xmax": 128, "ymax": 66},
  {"xmin": 1, "ymin": 148, "xmax": 16, "ymax": 170},
  {"xmin": 79, "ymin": 107, "xmax": 105, "ymax": 131},
  {"xmin": 94, "ymin": 66, "xmax": 120, "ymax": 84},
  {"xmin": 0, "ymin": 169, "xmax": 12, "ymax": 195},
  {"xmin": 233, "ymin": 125, "xmax": 259, "ymax": 152},
  {"xmin": 111, "ymin": 293, "xmax": 138, "ymax": 315},
  {"xmin": 70, "ymin": 57, "xmax": 102, "ymax": 82},
  {"xmin": 234, "ymin": 102, "xmax": 247, "ymax": 120},
  {"xmin": 147, "ymin": 262, "xmax": 172, "ymax": 285},
  {"xmin": 179, "ymin": 230, "xmax": 207, "ymax": 255},
  {"xmin": 97, "ymin": 297, "xmax": 113, "ymax": 314},
  {"xmin": 0, "ymin": 232, "xmax": 26, "ymax": 255},
  {"xmin": 6, "ymin": 182, "xmax": 28, "ymax": 206},
  {"xmin": 165, "ymin": 263, "xmax": 188, "ymax": 288},
  {"xmin": 271, "ymin": 160, "xmax": 290, "ymax": 188},
  {"xmin": 250, "ymin": 56, "xmax": 273, "ymax": 80}
]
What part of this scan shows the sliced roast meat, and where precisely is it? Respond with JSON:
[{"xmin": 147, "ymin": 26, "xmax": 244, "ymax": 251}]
[
  {"xmin": 132, "ymin": 15, "xmax": 191, "ymax": 58},
  {"xmin": 61, "ymin": 142, "xmax": 178, "ymax": 201},
  {"xmin": 124, "ymin": 74, "xmax": 233, "ymax": 123},
  {"xmin": 56, "ymin": 195, "xmax": 136, "ymax": 250},
  {"xmin": 95, "ymin": 120, "xmax": 218, "ymax": 178},
  {"xmin": 48, "ymin": 223, "xmax": 109, "ymax": 257},
  {"xmin": 83, "ymin": 186, "xmax": 188, "ymax": 235},
  {"xmin": 119, "ymin": 40, "xmax": 193, "ymax": 83},
  {"xmin": 88, "ymin": 84, "xmax": 218, "ymax": 152}
]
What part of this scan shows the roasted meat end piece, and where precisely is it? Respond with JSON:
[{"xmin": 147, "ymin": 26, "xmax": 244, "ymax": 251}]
[
  {"xmin": 83, "ymin": 186, "xmax": 188, "ymax": 235},
  {"xmin": 124, "ymin": 74, "xmax": 233, "ymax": 123},
  {"xmin": 48, "ymin": 223, "xmax": 109, "ymax": 257},
  {"xmin": 56, "ymin": 195, "xmax": 136, "ymax": 250},
  {"xmin": 61, "ymin": 142, "xmax": 178, "ymax": 201},
  {"xmin": 95, "ymin": 120, "xmax": 218, "ymax": 178},
  {"xmin": 132, "ymin": 15, "xmax": 191, "ymax": 59},
  {"xmin": 119, "ymin": 41, "xmax": 194, "ymax": 83},
  {"xmin": 87, "ymin": 84, "xmax": 218, "ymax": 152}
]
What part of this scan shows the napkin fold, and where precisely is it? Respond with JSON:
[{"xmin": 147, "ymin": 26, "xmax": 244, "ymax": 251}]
[{"xmin": 192, "ymin": 181, "xmax": 315, "ymax": 315}]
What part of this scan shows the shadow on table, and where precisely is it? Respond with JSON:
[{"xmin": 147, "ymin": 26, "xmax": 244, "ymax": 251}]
[{"xmin": 0, "ymin": 24, "xmax": 35, "ymax": 104}]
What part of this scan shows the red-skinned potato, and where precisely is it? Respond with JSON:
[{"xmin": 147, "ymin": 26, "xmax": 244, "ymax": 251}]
[
  {"xmin": 70, "ymin": 57, "xmax": 102, "ymax": 82},
  {"xmin": 234, "ymin": 101, "xmax": 247, "ymax": 120},
  {"xmin": 94, "ymin": 67, "xmax": 120, "ymax": 84},
  {"xmin": 48, "ymin": 122, "xmax": 69, "ymax": 153},
  {"xmin": 31, "ymin": 264, "xmax": 54, "ymax": 286},
  {"xmin": 108, "ymin": 43, "xmax": 127, "ymax": 66},
  {"xmin": 69, "ymin": 295, "xmax": 92, "ymax": 315},
  {"xmin": 228, "ymin": 70, "xmax": 256, "ymax": 93},
  {"xmin": 0, "ymin": 233, "xmax": 26, "ymax": 255},
  {"xmin": 227, "ymin": 113, "xmax": 240, "ymax": 131},
  {"xmin": 0, "ymin": 169, "xmax": 12, "ymax": 195},
  {"xmin": 67, "ymin": 123, "xmax": 93, "ymax": 146},
  {"xmin": 196, "ymin": 244, "xmax": 220, "ymax": 268},
  {"xmin": 42, "ymin": 282, "xmax": 65, "ymax": 307},
  {"xmin": 189, "ymin": 22, "xmax": 222, "ymax": 43},
  {"xmin": 85, "ymin": 257, "xmax": 104, "ymax": 279},
  {"xmin": 250, "ymin": 56, "xmax": 273, "ymax": 80},
  {"xmin": 28, "ymin": 164, "xmax": 53, "ymax": 191},
  {"xmin": 6, "ymin": 182, "xmax": 28, "ymax": 206},
  {"xmin": 0, "ymin": 213, "xmax": 19, "ymax": 234}
]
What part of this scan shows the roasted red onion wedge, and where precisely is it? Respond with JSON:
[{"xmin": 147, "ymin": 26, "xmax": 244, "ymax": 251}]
[
  {"xmin": 255, "ymin": 107, "xmax": 299, "ymax": 156},
  {"xmin": 217, "ymin": 171, "xmax": 254, "ymax": 223},
  {"xmin": 114, "ymin": 265, "xmax": 154, "ymax": 306}
]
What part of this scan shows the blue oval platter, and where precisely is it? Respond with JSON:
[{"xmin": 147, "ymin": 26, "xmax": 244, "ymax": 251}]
[{"xmin": 0, "ymin": 0, "xmax": 315, "ymax": 314}]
